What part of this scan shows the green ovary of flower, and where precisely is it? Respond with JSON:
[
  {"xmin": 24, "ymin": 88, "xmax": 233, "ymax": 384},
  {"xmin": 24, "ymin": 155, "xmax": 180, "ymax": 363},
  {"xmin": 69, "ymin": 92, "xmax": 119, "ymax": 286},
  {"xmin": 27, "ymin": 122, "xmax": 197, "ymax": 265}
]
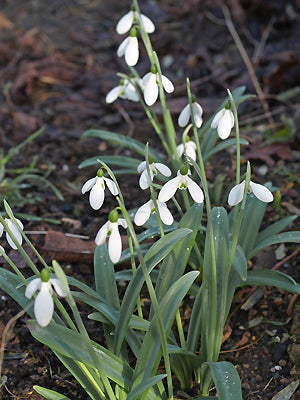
[{"xmin": 41, "ymin": 268, "xmax": 50, "ymax": 282}]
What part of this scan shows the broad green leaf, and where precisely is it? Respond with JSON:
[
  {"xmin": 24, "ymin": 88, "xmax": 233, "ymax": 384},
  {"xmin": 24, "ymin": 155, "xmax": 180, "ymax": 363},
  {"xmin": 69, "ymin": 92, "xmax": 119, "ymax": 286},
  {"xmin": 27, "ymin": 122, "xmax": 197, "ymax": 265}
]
[
  {"xmin": 114, "ymin": 228, "xmax": 192, "ymax": 355},
  {"xmin": 126, "ymin": 375, "xmax": 167, "ymax": 400},
  {"xmin": 79, "ymin": 155, "xmax": 141, "ymax": 169},
  {"xmin": 242, "ymin": 269, "xmax": 300, "ymax": 294},
  {"xmin": 132, "ymin": 271, "xmax": 199, "ymax": 388},
  {"xmin": 230, "ymin": 243, "xmax": 247, "ymax": 281},
  {"xmin": 137, "ymin": 225, "xmax": 176, "ymax": 244},
  {"xmin": 256, "ymin": 215, "xmax": 297, "ymax": 244},
  {"xmin": 203, "ymin": 361, "xmax": 242, "ymax": 400},
  {"xmin": 34, "ymin": 386, "xmax": 71, "ymax": 400},
  {"xmin": 89, "ymin": 311, "xmax": 150, "ymax": 332},
  {"xmin": 81, "ymin": 130, "xmax": 163, "ymax": 161},
  {"xmin": 271, "ymin": 380, "xmax": 299, "ymax": 400},
  {"xmin": 249, "ymin": 231, "xmax": 300, "ymax": 259}
]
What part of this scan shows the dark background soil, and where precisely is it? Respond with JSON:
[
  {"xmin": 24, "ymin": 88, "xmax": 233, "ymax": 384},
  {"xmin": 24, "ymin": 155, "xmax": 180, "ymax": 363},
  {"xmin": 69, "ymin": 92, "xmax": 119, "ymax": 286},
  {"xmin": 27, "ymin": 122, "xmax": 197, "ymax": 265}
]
[{"xmin": 0, "ymin": 0, "xmax": 300, "ymax": 399}]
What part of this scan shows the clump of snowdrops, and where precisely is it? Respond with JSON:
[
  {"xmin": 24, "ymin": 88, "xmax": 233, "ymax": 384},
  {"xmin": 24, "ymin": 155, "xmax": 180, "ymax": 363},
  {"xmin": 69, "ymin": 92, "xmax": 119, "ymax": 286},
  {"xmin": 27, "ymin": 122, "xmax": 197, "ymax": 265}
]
[{"xmin": 1, "ymin": 2, "xmax": 300, "ymax": 399}]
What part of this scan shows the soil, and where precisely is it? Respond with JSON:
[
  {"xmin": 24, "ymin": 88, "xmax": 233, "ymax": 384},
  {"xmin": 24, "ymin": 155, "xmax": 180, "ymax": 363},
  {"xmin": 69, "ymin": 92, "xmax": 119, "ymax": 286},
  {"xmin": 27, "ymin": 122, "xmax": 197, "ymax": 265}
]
[{"xmin": 0, "ymin": 0, "xmax": 300, "ymax": 399}]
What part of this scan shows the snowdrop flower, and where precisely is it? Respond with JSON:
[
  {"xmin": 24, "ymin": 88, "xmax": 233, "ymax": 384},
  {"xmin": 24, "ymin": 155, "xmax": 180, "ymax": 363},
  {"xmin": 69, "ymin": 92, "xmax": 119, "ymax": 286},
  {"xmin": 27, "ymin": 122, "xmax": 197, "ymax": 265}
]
[
  {"xmin": 142, "ymin": 65, "xmax": 174, "ymax": 106},
  {"xmin": 134, "ymin": 194, "xmax": 173, "ymax": 226},
  {"xmin": 82, "ymin": 168, "xmax": 118, "ymax": 210},
  {"xmin": 211, "ymin": 101, "xmax": 234, "ymax": 140},
  {"xmin": 176, "ymin": 135, "xmax": 197, "ymax": 162},
  {"xmin": 228, "ymin": 180, "xmax": 273, "ymax": 207},
  {"xmin": 137, "ymin": 157, "xmax": 171, "ymax": 190},
  {"xmin": 117, "ymin": 28, "xmax": 139, "ymax": 66},
  {"xmin": 95, "ymin": 209, "xmax": 127, "ymax": 264},
  {"xmin": 0, "ymin": 217, "xmax": 23, "ymax": 249},
  {"xmin": 106, "ymin": 78, "xmax": 139, "ymax": 103},
  {"xmin": 116, "ymin": 7, "xmax": 155, "ymax": 34},
  {"xmin": 178, "ymin": 97, "xmax": 203, "ymax": 128},
  {"xmin": 25, "ymin": 269, "xmax": 67, "ymax": 327},
  {"xmin": 158, "ymin": 164, "xmax": 204, "ymax": 204}
]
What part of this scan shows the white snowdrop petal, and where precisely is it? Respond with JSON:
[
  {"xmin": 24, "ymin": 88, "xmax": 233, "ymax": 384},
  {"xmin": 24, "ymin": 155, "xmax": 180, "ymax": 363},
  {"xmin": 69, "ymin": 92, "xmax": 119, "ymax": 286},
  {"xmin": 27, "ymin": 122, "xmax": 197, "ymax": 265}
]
[
  {"xmin": 34, "ymin": 283, "xmax": 54, "ymax": 327},
  {"xmin": 104, "ymin": 178, "xmax": 118, "ymax": 196},
  {"xmin": 155, "ymin": 163, "xmax": 171, "ymax": 177},
  {"xmin": 211, "ymin": 109, "xmax": 223, "ymax": 129},
  {"xmin": 176, "ymin": 144, "xmax": 184, "ymax": 158},
  {"xmin": 250, "ymin": 182, "xmax": 273, "ymax": 203},
  {"xmin": 82, "ymin": 177, "xmax": 97, "ymax": 194},
  {"xmin": 144, "ymin": 74, "xmax": 158, "ymax": 106},
  {"xmin": 0, "ymin": 223, "xmax": 3, "ymax": 237},
  {"xmin": 50, "ymin": 278, "xmax": 68, "ymax": 298},
  {"xmin": 117, "ymin": 37, "xmax": 129, "ymax": 58},
  {"xmin": 228, "ymin": 181, "xmax": 245, "ymax": 206},
  {"xmin": 89, "ymin": 180, "xmax": 105, "ymax": 210},
  {"xmin": 6, "ymin": 221, "xmax": 22, "ymax": 249},
  {"xmin": 125, "ymin": 82, "xmax": 139, "ymax": 101},
  {"xmin": 178, "ymin": 104, "xmax": 190, "ymax": 127},
  {"xmin": 186, "ymin": 177, "xmax": 204, "ymax": 203},
  {"xmin": 161, "ymin": 75, "xmax": 174, "ymax": 93},
  {"xmin": 158, "ymin": 177, "xmax": 180, "ymax": 203},
  {"xmin": 140, "ymin": 14, "xmax": 155, "ymax": 33},
  {"xmin": 217, "ymin": 111, "xmax": 233, "ymax": 139},
  {"xmin": 157, "ymin": 202, "xmax": 173, "ymax": 225},
  {"xmin": 134, "ymin": 200, "xmax": 152, "ymax": 226},
  {"xmin": 125, "ymin": 37, "xmax": 139, "ymax": 66},
  {"xmin": 192, "ymin": 103, "xmax": 203, "ymax": 128},
  {"xmin": 142, "ymin": 72, "xmax": 152, "ymax": 86},
  {"xmin": 95, "ymin": 222, "xmax": 109, "ymax": 246},
  {"xmin": 139, "ymin": 169, "xmax": 150, "ymax": 189},
  {"xmin": 137, "ymin": 161, "xmax": 147, "ymax": 173},
  {"xmin": 105, "ymin": 86, "xmax": 121, "ymax": 104},
  {"xmin": 25, "ymin": 278, "xmax": 42, "ymax": 299},
  {"xmin": 186, "ymin": 144, "xmax": 197, "ymax": 161},
  {"xmin": 15, "ymin": 218, "xmax": 24, "ymax": 231},
  {"xmin": 108, "ymin": 224, "xmax": 122, "ymax": 263},
  {"xmin": 0, "ymin": 245, "xmax": 5, "ymax": 255},
  {"xmin": 116, "ymin": 11, "xmax": 134, "ymax": 34},
  {"xmin": 118, "ymin": 218, "xmax": 127, "ymax": 229}
]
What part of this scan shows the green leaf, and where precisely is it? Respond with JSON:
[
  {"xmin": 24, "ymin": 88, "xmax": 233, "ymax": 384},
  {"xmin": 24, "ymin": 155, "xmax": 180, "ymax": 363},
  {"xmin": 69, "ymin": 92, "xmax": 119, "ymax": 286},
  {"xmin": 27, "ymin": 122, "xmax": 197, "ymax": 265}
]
[
  {"xmin": 230, "ymin": 243, "xmax": 247, "ymax": 281},
  {"xmin": 204, "ymin": 138, "xmax": 249, "ymax": 161},
  {"xmin": 79, "ymin": 155, "xmax": 141, "ymax": 169},
  {"xmin": 242, "ymin": 269, "xmax": 300, "ymax": 294},
  {"xmin": 271, "ymin": 380, "xmax": 299, "ymax": 400},
  {"xmin": 114, "ymin": 228, "xmax": 192, "ymax": 355},
  {"xmin": 249, "ymin": 231, "xmax": 300, "ymax": 259},
  {"xmin": 126, "ymin": 375, "xmax": 167, "ymax": 400},
  {"xmin": 256, "ymin": 215, "xmax": 297, "ymax": 244},
  {"xmin": 203, "ymin": 361, "xmax": 242, "ymax": 400},
  {"xmin": 34, "ymin": 386, "xmax": 71, "ymax": 400},
  {"xmin": 81, "ymin": 130, "xmax": 163, "ymax": 161}
]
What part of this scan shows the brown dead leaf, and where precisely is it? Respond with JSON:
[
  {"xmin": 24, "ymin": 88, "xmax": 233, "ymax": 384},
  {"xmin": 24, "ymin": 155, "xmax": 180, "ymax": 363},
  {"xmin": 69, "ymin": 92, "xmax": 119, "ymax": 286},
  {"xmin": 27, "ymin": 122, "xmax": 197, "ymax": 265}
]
[
  {"xmin": 0, "ymin": 243, "xmax": 39, "ymax": 269},
  {"xmin": 242, "ymin": 141, "xmax": 296, "ymax": 167},
  {"xmin": 0, "ymin": 12, "xmax": 14, "ymax": 30},
  {"xmin": 12, "ymin": 111, "xmax": 39, "ymax": 137}
]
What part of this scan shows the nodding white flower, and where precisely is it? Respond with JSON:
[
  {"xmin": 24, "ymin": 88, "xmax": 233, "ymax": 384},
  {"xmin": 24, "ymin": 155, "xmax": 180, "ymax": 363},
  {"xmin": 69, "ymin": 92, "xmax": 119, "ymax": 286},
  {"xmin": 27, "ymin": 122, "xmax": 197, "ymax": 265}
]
[
  {"xmin": 211, "ymin": 101, "xmax": 234, "ymax": 140},
  {"xmin": 134, "ymin": 195, "xmax": 173, "ymax": 226},
  {"xmin": 106, "ymin": 78, "xmax": 139, "ymax": 103},
  {"xmin": 137, "ymin": 158, "xmax": 171, "ymax": 190},
  {"xmin": 117, "ymin": 28, "xmax": 139, "ymax": 66},
  {"xmin": 25, "ymin": 269, "xmax": 67, "ymax": 327},
  {"xmin": 228, "ymin": 180, "xmax": 274, "ymax": 206},
  {"xmin": 142, "ymin": 66, "xmax": 174, "ymax": 106},
  {"xmin": 95, "ymin": 210, "xmax": 127, "ymax": 264},
  {"xmin": 158, "ymin": 164, "xmax": 204, "ymax": 204},
  {"xmin": 178, "ymin": 99, "xmax": 203, "ymax": 128},
  {"xmin": 176, "ymin": 136, "xmax": 197, "ymax": 162},
  {"xmin": 116, "ymin": 8, "xmax": 155, "ymax": 35},
  {"xmin": 0, "ymin": 217, "xmax": 23, "ymax": 249},
  {"xmin": 82, "ymin": 168, "xmax": 118, "ymax": 210}
]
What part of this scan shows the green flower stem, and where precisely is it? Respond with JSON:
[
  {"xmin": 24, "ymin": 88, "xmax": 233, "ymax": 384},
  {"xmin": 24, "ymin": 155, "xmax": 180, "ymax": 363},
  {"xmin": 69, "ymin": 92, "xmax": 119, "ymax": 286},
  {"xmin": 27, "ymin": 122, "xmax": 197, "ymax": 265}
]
[
  {"xmin": 186, "ymin": 79, "xmax": 218, "ymax": 364},
  {"xmin": 228, "ymin": 89, "xmax": 240, "ymax": 186},
  {"xmin": 53, "ymin": 296, "xmax": 78, "ymax": 331},
  {"xmin": 176, "ymin": 310, "xmax": 186, "ymax": 350},
  {"xmin": 132, "ymin": 0, "xmax": 155, "ymax": 64},
  {"xmin": 128, "ymin": 235, "xmax": 143, "ymax": 319},
  {"xmin": 118, "ymin": 198, "xmax": 173, "ymax": 400}
]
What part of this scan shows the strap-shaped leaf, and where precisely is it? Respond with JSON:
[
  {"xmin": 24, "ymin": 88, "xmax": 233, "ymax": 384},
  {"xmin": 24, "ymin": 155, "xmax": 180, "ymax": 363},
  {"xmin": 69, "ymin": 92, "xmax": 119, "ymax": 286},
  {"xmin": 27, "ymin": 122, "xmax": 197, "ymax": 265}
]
[
  {"xmin": 256, "ymin": 215, "xmax": 297, "ymax": 244},
  {"xmin": 79, "ymin": 155, "xmax": 141, "ymax": 169},
  {"xmin": 203, "ymin": 361, "xmax": 242, "ymax": 400},
  {"xmin": 34, "ymin": 386, "xmax": 71, "ymax": 400},
  {"xmin": 81, "ymin": 130, "xmax": 163, "ymax": 161},
  {"xmin": 114, "ymin": 228, "xmax": 192, "ymax": 355},
  {"xmin": 204, "ymin": 138, "xmax": 249, "ymax": 161},
  {"xmin": 126, "ymin": 375, "xmax": 167, "ymax": 400},
  {"xmin": 230, "ymin": 243, "xmax": 247, "ymax": 281},
  {"xmin": 249, "ymin": 231, "xmax": 300, "ymax": 259},
  {"xmin": 242, "ymin": 269, "xmax": 300, "ymax": 294}
]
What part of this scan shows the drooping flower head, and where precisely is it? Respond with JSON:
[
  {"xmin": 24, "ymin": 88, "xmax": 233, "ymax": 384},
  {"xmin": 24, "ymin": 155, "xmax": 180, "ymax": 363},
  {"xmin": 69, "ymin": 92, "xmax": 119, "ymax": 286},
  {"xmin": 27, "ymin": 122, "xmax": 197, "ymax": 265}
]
[
  {"xmin": 176, "ymin": 135, "xmax": 197, "ymax": 162},
  {"xmin": 178, "ymin": 95, "xmax": 203, "ymax": 128},
  {"xmin": 82, "ymin": 168, "xmax": 118, "ymax": 211},
  {"xmin": 25, "ymin": 268, "xmax": 67, "ymax": 327},
  {"xmin": 0, "ymin": 216, "xmax": 23, "ymax": 249},
  {"xmin": 228, "ymin": 180, "xmax": 273, "ymax": 207},
  {"xmin": 158, "ymin": 164, "xmax": 204, "ymax": 204},
  {"xmin": 142, "ymin": 65, "xmax": 174, "ymax": 106},
  {"xmin": 137, "ymin": 156, "xmax": 171, "ymax": 190},
  {"xmin": 116, "ymin": 6, "xmax": 155, "ymax": 35},
  {"xmin": 211, "ymin": 100, "xmax": 234, "ymax": 140},
  {"xmin": 106, "ymin": 78, "xmax": 139, "ymax": 103},
  {"xmin": 95, "ymin": 209, "xmax": 127, "ymax": 264},
  {"xmin": 117, "ymin": 27, "xmax": 139, "ymax": 66},
  {"xmin": 134, "ymin": 192, "xmax": 173, "ymax": 226}
]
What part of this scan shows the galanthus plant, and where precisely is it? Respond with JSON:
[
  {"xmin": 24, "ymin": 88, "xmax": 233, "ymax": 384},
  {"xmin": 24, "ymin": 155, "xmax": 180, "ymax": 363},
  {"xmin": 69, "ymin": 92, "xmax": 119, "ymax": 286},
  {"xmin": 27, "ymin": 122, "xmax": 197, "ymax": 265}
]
[{"xmin": 1, "ymin": 2, "xmax": 300, "ymax": 400}]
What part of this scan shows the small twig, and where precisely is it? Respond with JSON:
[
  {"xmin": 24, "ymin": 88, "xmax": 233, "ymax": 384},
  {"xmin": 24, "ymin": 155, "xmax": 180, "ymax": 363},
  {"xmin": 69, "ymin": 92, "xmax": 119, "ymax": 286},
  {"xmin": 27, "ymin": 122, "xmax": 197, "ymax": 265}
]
[
  {"xmin": 287, "ymin": 293, "xmax": 298, "ymax": 316},
  {"xmin": 272, "ymin": 246, "xmax": 300, "ymax": 270},
  {"xmin": 253, "ymin": 17, "xmax": 276, "ymax": 66},
  {"xmin": 115, "ymin": 104, "xmax": 135, "ymax": 137},
  {"xmin": 222, "ymin": 5, "xmax": 274, "ymax": 126}
]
